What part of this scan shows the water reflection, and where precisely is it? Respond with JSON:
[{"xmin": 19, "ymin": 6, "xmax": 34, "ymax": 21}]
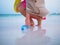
[{"xmin": 16, "ymin": 29, "xmax": 51, "ymax": 45}]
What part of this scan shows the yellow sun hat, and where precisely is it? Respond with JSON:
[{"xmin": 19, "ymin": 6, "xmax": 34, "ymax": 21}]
[{"xmin": 14, "ymin": 0, "xmax": 21, "ymax": 12}]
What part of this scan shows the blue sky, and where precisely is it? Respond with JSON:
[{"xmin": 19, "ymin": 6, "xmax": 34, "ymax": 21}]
[{"xmin": 0, "ymin": 0, "xmax": 60, "ymax": 14}]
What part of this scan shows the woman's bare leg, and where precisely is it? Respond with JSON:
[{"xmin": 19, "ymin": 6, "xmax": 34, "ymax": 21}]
[
  {"xmin": 30, "ymin": 17, "xmax": 34, "ymax": 26},
  {"xmin": 25, "ymin": 12, "xmax": 31, "ymax": 26},
  {"xmin": 30, "ymin": 14, "xmax": 42, "ymax": 28},
  {"xmin": 36, "ymin": 16, "xmax": 42, "ymax": 28}
]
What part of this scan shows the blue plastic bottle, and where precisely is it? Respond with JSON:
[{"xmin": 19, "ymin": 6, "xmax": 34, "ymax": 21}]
[{"xmin": 21, "ymin": 25, "xmax": 30, "ymax": 31}]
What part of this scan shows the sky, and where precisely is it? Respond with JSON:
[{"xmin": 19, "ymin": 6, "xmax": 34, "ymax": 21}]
[{"xmin": 0, "ymin": 0, "xmax": 60, "ymax": 14}]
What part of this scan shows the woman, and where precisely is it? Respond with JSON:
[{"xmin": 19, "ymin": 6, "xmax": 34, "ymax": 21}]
[
  {"xmin": 14, "ymin": 0, "xmax": 40, "ymax": 27},
  {"xmin": 14, "ymin": 0, "xmax": 49, "ymax": 29}
]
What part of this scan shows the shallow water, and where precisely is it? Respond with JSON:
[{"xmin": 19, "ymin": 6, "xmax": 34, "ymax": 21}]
[{"xmin": 0, "ymin": 14, "xmax": 60, "ymax": 45}]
